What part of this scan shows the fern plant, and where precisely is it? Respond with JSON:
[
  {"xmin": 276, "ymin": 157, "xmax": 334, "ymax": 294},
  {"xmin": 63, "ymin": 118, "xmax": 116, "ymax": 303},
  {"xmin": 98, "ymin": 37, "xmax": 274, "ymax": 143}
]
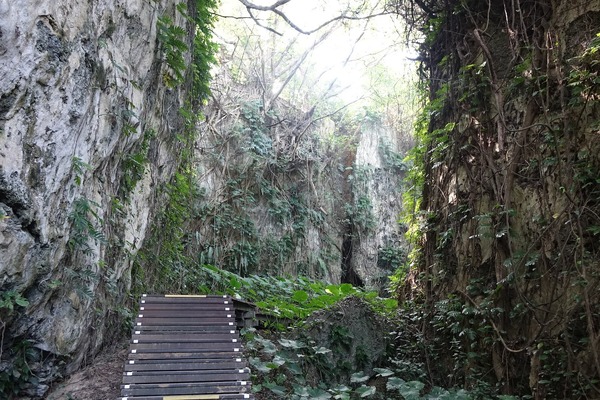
[
  {"xmin": 68, "ymin": 197, "xmax": 106, "ymax": 254},
  {"xmin": 157, "ymin": 15, "xmax": 189, "ymax": 87}
]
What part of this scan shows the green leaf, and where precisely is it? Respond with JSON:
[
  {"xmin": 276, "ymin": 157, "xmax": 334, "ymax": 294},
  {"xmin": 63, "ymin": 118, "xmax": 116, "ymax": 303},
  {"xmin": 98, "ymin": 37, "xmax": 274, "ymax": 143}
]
[
  {"xmin": 350, "ymin": 372, "xmax": 370, "ymax": 383},
  {"xmin": 331, "ymin": 384, "xmax": 351, "ymax": 393},
  {"xmin": 425, "ymin": 386, "xmax": 450, "ymax": 399},
  {"xmin": 380, "ymin": 298, "xmax": 398, "ymax": 310},
  {"xmin": 326, "ymin": 284, "xmax": 341, "ymax": 296},
  {"xmin": 373, "ymin": 367, "xmax": 394, "ymax": 377},
  {"xmin": 292, "ymin": 290, "xmax": 309, "ymax": 303},
  {"xmin": 399, "ymin": 380, "xmax": 425, "ymax": 400},
  {"xmin": 255, "ymin": 337, "xmax": 277, "ymax": 354},
  {"xmin": 287, "ymin": 361, "xmax": 303, "ymax": 375},
  {"xmin": 249, "ymin": 357, "xmax": 273, "ymax": 373},
  {"xmin": 229, "ymin": 276, "xmax": 242, "ymax": 289},
  {"xmin": 355, "ymin": 385, "xmax": 376, "ymax": 397},
  {"xmin": 15, "ymin": 297, "xmax": 29, "ymax": 307},
  {"xmin": 279, "ymin": 338, "xmax": 304, "ymax": 349},
  {"xmin": 268, "ymin": 354, "xmax": 286, "ymax": 368},
  {"xmin": 293, "ymin": 385, "xmax": 310, "ymax": 396},
  {"xmin": 264, "ymin": 382, "xmax": 288, "ymax": 396},
  {"xmin": 333, "ymin": 394, "xmax": 350, "ymax": 400},
  {"xmin": 307, "ymin": 387, "xmax": 332, "ymax": 399},
  {"xmin": 386, "ymin": 377, "xmax": 405, "ymax": 391},
  {"xmin": 339, "ymin": 283, "xmax": 355, "ymax": 294},
  {"xmin": 313, "ymin": 346, "xmax": 332, "ymax": 354}
]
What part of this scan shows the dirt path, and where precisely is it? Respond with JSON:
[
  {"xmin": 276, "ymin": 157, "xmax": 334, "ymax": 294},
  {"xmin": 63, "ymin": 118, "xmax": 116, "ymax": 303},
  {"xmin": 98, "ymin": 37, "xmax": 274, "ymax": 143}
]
[{"xmin": 45, "ymin": 339, "xmax": 129, "ymax": 400}]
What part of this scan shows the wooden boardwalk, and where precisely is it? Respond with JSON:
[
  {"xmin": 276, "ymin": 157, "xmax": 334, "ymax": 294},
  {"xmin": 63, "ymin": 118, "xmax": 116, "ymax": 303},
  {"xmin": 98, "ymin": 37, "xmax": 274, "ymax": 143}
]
[{"xmin": 119, "ymin": 294, "xmax": 254, "ymax": 400}]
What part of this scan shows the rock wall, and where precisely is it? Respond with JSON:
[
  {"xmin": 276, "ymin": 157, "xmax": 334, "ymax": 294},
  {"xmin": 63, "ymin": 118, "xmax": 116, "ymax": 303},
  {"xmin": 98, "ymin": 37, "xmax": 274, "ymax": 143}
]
[
  {"xmin": 192, "ymin": 88, "xmax": 348, "ymax": 282},
  {"xmin": 192, "ymin": 77, "xmax": 406, "ymax": 288},
  {"xmin": 348, "ymin": 120, "xmax": 406, "ymax": 290},
  {"xmin": 412, "ymin": 0, "xmax": 600, "ymax": 395},
  {"xmin": 0, "ymin": 0, "xmax": 194, "ymax": 395}
]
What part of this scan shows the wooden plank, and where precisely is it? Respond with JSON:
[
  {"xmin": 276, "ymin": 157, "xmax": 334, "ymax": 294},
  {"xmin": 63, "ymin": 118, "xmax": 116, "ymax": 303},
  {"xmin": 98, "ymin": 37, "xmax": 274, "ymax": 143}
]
[
  {"xmin": 123, "ymin": 371, "xmax": 250, "ymax": 384},
  {"xmin": 129, "ymin": 343, "xmax": 240, "ymax": 353},
  {"xmin": 129, "ymin": 338, "xmax": 240, "ymax": 346},
  {"xmin": 142, "ymin": 294, "xmax": 229, "ymax": 298},
  {"xmin": 136, "ymin": 310, "xmax": 235, "ymax": 318},
  {"xmin": 130, "ymin": 333, "xmax": 239, "ymax": 342},
  {"xmin": 124, "ymin": 368, "xmax": 249, "ymax": 376},
  {"xmin": 124, "ymin": 361, "xmax": 247, "ymax": 372},
  {"xmin": 140, "ymin": 297, "xmax": 232, "ymax": 304},
  {"xmin": 132, "ymin": 325, "xmax": 236, "ymax": 332},
  {"xmin": 128, "ymin": 351, "xmax": 243, "ymax": 360},
  {"xmin": 125, "ymin": 357, "xmax": 245, "ymax": 364},
  {"xmin": 139, "ymin": 303, "xmax": 235, "ymax": 312},
  {"xmin": 121, "ymin": 382, "xmax": 250, "ymax": 397},
  {"xmin": 118, "ymin": 394, "xmax": 254, "ymax": 400},
  {"xmin": 135, "ymin": 318, "xmax": 234, "ymax": 326},
  {"xmin": 121, "ymin": 294, "xmax": 256, "ymax": 400}
]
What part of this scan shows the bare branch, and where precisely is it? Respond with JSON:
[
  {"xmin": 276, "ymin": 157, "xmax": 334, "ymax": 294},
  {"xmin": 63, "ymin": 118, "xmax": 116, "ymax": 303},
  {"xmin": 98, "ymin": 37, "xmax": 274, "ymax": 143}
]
[
  {"xmin": 237, "ymin": 0, "xmax": 293, "ymax": 12},
  {"xmin": 267, "ymin": 28, "xmax": 334, "ymax": 108},
  {"xmin": 235, "ymin": 0, "xmax": 394, "ymax": 35},
  {"xmin": 246, "ymin": 7, "xmax": 284, "ymax": 36}
]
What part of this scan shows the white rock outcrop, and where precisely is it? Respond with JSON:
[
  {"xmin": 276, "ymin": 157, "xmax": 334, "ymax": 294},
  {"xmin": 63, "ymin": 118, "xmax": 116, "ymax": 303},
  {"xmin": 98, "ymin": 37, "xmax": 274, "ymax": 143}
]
[{"xmin": 0, "ymin": 0, "xmax": 190, "ymax": 394}]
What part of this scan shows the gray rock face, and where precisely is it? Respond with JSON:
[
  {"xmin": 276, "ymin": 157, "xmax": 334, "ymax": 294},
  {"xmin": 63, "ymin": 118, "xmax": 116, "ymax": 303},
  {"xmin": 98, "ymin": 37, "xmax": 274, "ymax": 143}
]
[
  {"xmin": 0, "ymin": 0, "xmax": 189, "ymax": 394},
  {"xmin": 351, "ymin": 121, "xmax": 407, "ymax": 291}
]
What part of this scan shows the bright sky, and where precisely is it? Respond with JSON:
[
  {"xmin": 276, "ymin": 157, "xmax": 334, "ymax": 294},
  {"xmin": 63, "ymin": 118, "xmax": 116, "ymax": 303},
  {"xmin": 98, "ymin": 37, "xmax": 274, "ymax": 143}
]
[{"xmin": 215, "ymin": 0, "xmax": 418, "ymax": 107}]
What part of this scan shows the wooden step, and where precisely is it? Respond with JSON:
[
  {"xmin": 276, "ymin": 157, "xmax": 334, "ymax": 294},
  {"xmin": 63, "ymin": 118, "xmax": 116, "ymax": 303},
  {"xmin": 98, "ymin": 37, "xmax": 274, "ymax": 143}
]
[{"xmin": 118, "ymin": 294, "xmax": 255, "ymax": 400}]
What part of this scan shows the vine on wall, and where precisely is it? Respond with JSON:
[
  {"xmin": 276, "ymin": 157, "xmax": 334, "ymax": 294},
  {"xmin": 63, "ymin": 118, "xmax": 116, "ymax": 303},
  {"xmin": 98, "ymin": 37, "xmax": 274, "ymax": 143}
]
[
  {"xmin": 132, "ymin": 0, "xmax": 218, "ymax": 295},
  {"xmin": 396, "ymin": 0, "xmax": 600, "ymax": 398}
]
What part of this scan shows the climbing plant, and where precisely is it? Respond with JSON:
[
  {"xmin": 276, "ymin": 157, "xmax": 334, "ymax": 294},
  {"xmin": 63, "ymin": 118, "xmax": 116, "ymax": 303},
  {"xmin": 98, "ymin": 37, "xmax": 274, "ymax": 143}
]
[
  {"xmin": 133, "ymin": 0, "xmax": 218, "ymax": 295},
  {"xmin": 393, "ymin": 0, "xmax": 600, "ymax": 398}
]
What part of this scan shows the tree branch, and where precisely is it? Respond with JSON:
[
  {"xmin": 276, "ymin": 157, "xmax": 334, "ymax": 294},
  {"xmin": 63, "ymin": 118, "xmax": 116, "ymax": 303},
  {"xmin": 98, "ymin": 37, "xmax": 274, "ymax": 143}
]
[
  {"xmin": 237, "ymin": 0, "xmax": 293, "ymax": 12},
  {"xmin": 246, "ymin": 7, "xmax": 284, "ymax": 36},
  {"xmin": 235, "ymin": 0, "xmax": 394, "ymax": 35}
]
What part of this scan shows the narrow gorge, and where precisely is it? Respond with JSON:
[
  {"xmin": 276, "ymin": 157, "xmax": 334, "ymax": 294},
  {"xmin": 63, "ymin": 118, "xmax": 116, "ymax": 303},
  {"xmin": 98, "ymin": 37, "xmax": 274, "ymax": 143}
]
[{"xmin": 1, "ymin": 0, "xmax": 599, "ymax": 399}]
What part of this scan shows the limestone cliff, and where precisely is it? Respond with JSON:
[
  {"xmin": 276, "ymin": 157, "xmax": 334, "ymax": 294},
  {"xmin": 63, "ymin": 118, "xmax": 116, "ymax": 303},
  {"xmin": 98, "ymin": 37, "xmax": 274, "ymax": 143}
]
[
  {"xmin": 190, "ymin": 70, "xmax": 407, "ymax": 289},
  {"xmin": 0, "ymin": 0, "xmax": 203, "ymax": 395},
  {"xmin": 348, "ymin": 119, "xmax": 407, "ymax": 290}
]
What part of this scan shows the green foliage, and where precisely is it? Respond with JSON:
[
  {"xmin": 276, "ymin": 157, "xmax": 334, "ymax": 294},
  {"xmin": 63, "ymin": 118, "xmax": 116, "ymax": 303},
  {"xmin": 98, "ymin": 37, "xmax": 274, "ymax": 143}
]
[
  {"xmin": 194, "ymin": 141, "xmax": 335, "ymax": 277},
  {"xmin": 121, "ymin": 129, "xmax": 156, "ymax": 197},
  {"xmin": 65, "ymin": 266, "xmax": 100, "ymax": 301},
  {"xmin": 390, "ymin": 84, "xmax": 429, "ymax": 296},
  {"xmin": 188, "ymin": 0, "xmax": 218, "ymax": 102},
  {"xmin": 344, "ymin": 195, "xmax": 376, "ymax": 232},
  {"xmin": 398, "ymin": 0, "xmax": 600, "ymax": 396},
  {"xmin": 0, "ymin": 290, "xmax": 29, "ymax": 314},
  {"xmin": 157, "ymin": 15, "xmax": 188, "ymax": 87},
  {"xmin": 330, "ymin": 325, "xmax": 353, "ymax": 351},
  {"xmin": 378, "ymin": 139, "xmax": 406, "ymax": 172},
  {"xmin": 135, "ymin": 0, "xmax": 218, "ymax": 292},
  {"xmin": 0, "ymin": 340, "xmax": 36, "ymax": 397},
  {"xmin": 240, "ymin": 100, "xmax": 273, "ymax": 158},
  {"xmin": 71, "ymin": 156, "xmax": 91, "ymax": 186},
  {"xmin": 68, "ymin": 197, "xmax": 106, "ymax": 254},
  {"xmin": 193, "ymin": 264, "xmax": 400, "ymax": 324},
  {"xmin": 377, "ymin": 245, "xmax": 405, "ymax": 271},
  {"xmin": 245, "ymin": 313, "xmax": 508, "ymax": 400},
  {"xmin": 137, "ymin": 170, "xmax": 197, "ymax": 293},
  {"xmin": 567, "ymin": 32, "xmax": 600, "ymax": 108}
]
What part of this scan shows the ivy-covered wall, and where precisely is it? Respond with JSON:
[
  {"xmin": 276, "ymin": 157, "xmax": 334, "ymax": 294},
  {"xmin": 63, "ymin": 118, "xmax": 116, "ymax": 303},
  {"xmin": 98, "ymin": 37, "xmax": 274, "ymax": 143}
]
[
  {"xmin": 167, "ymin": 71, "xmax": 409, "ymax": 290},
  {"xmin": 404, "ymin": 0, "xmax": 600, "ymax": 397}
]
